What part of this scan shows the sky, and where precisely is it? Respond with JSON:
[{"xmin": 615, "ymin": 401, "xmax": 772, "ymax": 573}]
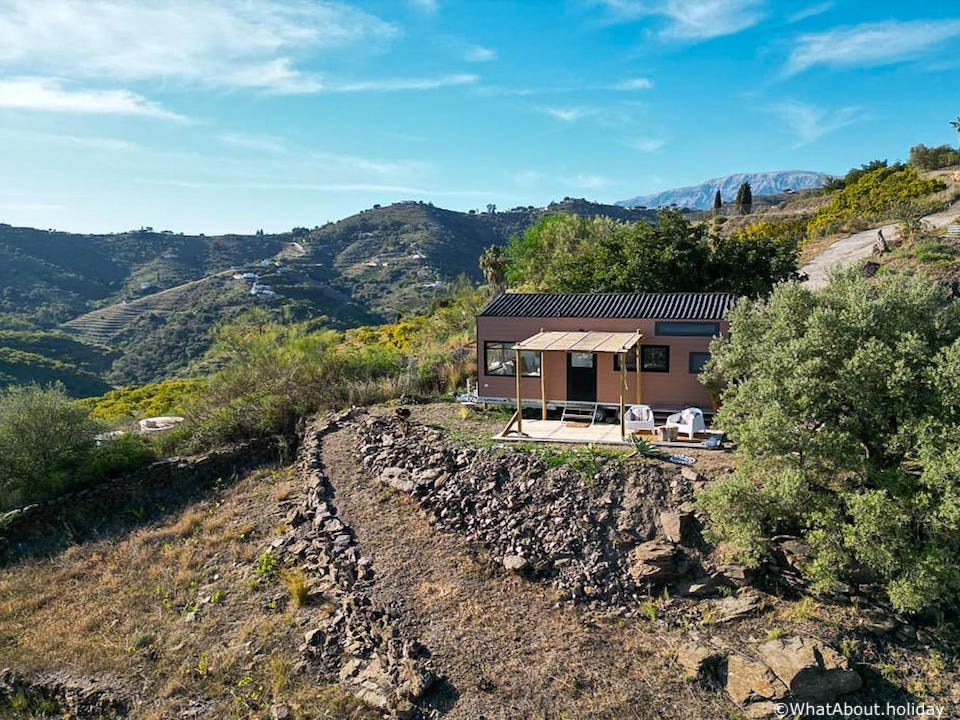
[{"xmin": 0, "ymin": 0, "xmax": 958, "ymax": 234}]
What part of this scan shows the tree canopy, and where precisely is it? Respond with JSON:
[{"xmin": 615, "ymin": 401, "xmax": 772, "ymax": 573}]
[
  {"xmin": 697, "ymin": 272, "xmax": 960, "ymax": 614},
  {"xmin": 505, "ymin": 210, "xmax": 800, "ymax": 297}
]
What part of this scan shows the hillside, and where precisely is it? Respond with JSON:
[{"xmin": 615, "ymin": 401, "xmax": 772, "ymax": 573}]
[
  {"xmin": 617, "ymin": 170, "xmax": 831, "ymax": 210},
  {"xmin": 304, "ymin": 199, "xmax": 656, "ymax": 318},
  {"xmin": 1, "ymin": 199, "xmax": 659, "ymax": 391}
]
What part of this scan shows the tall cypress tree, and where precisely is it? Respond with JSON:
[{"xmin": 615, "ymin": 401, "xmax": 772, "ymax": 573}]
[
  {"xmin": 713, "ymin": 188, "xmax": 722, "ymax": 215},
  {"xmin": 735, "ymin": 182, "xmax": 753, "ymax": 215}
]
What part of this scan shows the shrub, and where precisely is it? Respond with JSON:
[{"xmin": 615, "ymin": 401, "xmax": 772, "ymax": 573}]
[
  {"xmin": 77, "ymin": 433, "xmax": 156, "ymax": 485},
  {"xmin": 699, "ymin": 272, "xmax": 960, "ymax": 615},
  {"xmin": 808, "ymin": 164, "xmax": 946, "ymax": 237},
  {"xmin": 0, "ymin": 383, "xmax": 99, "ymax": 510}
]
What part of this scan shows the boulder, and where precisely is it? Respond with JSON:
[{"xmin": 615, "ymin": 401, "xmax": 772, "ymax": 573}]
[
  {"xmin": 706, "ymin": 590, "xmax": 764, "ymax": 623},
  {"xmin": 379, "ymin": 467, "xmax": 415, "ymax": 493},
  {"xmin": 659, "ymin": 510, "xmax": 696, "ymax": 544},
  {"xmin": 676, "ymin": 642, "xmax": 724, "ymax": 682},
  {"xmin": 502, "ymin": 555, "xmax": 529, "ymax": 572},
  {"xmin": 757, "ymin": 637, "xmax": 862, "ymax": 702},
  {"xmin": 725, "ymin": 654, "xmax": 788, "ymax": 705},
  {"xmin": 628, "ymin": 539, "xmax": 683, "ymax": 583}
]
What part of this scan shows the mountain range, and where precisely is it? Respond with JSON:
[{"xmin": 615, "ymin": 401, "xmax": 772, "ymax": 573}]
[{"xmin": 616, "ymin": 171, "xmax": 832, "ymax": 210}]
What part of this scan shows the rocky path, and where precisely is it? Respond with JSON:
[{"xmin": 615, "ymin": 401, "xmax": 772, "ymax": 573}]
[
  {"xmin": 800, "ymin": 201, "xmax": 960, "ymax": 288},
  {"xmin": 321, "ymin": 424, "xmax": 714, "ymax": 720}
]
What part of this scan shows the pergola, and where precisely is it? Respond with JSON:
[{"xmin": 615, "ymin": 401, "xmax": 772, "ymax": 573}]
[{"xmin": 506, "ymin": 329, "xmax": 643, "ymax": 440}]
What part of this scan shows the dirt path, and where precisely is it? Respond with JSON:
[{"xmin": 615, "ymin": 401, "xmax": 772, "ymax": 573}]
[
  {"xmin": 800, "ymin": 202, "xmax": 960, "ymax": 289},
  {"xmin": 321, "ymin": 424, "xmax": 721, "ymax": 720}
]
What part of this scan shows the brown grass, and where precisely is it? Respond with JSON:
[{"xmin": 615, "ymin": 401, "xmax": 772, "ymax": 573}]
[{"xmin": 0, "ymin": 465, "xmax": 376, "ymax": 719}]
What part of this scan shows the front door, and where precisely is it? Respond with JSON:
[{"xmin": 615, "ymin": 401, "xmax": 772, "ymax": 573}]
[{"xmin": 566, "ymin": 352, "xmax": 597, "ymax": 402}]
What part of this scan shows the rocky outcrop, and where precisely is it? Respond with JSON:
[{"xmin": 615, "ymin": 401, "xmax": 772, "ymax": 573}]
[
  {"xmin": 0, "ymin": 668, "xmax": 128, "ymax": 718},
  {"xmin": 677, "ymin": 635, "xmax": 862, "ymax": 715},
  {"xmin": 280, "ymin": 412, "xmax": 435, "ymax": 718},
  {"xmin": 354, "ymin": 414, "xmax": 726, "ymax": 607}
]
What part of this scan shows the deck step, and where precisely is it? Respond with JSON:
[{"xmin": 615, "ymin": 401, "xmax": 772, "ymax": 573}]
[{"xmin": 561, "ymin": 402, "xmax": 599, "ymax": 425}]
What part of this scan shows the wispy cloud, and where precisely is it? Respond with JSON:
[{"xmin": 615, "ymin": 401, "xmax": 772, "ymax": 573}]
[
  {"xmin": 0, "ymin": 0, "xmax": 398, "ymax": 94},
  {"xmin": 572, "ymin": 174, "xmax": 613, "ymax": 189},
  {"xmin": 219, "ymin": 133, "xmax": 288, "ymax": 153},
  {"xmin": 330, "ymin": 74, "xmax": 478, "ymax": 92},
  {"xmin": 0, "ymin": 77, "xmax": 185, "ymax": 120},
  {"xmin": 538, "ymin": 106, "xmax": 599, "ymax": 122},
  {"xmin": 768, "ymin": 100, "xmax": 863, "ymax": 146},
  {"xmin": 613, "ymin": 77, "xmax": 654, "ymax": 90},
  {"xmin": 597, "ymin": 0, "xmax": 765, "ymax": 40},
  {"xmin": 786, "ymin": 2, "xmax": 831, "ymax": 23},
  {"xmin": 465, "ymin": 45, "xmax": 497, "ymax": 62},
  {"xmin": 786, "ymin": 19, "xmax": 960, "ymax": 76},
  {"xmin": 628, "ymin": 137, "xmax": 666, "ymax": 152}
]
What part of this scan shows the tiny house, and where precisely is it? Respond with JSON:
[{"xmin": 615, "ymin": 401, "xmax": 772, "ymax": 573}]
[{"xmin": 475, "ymin": 292, "xmax": 734, "ymax": 416}]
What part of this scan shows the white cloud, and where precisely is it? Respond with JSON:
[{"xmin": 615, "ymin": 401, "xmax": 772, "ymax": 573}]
[
  {"xmin": 598, "ymin": 0, "xmax": 765, "ymax": 40},
  {"xmin": 572, "ymin": 174, "xmax": 612, "ymax": 189},
  {"xmin": 219, "ymin": 133, "xmax": 288, "ymax": 153},
  {"xmin": 786, "ymin": 19, "xmax": 960, "ymax": 75},
  {"xmin": 309, "ymin": 152, "xmax": 431, "ymax": 178},
  {"xmin": 513, "ymin": 170, "xmax": 543, "ymax": 189},
  {"xmin": 628, "ymin": 137, "xmax": 665, "ymax": 152},
  {"xmin": 614, "ymin": 77, "xmax": 654, "ymax": 90},
  {"xmin": 0, "ymin": 77, "xmax": 185, "ymax": 120},
  {"xmin": 0, "ymin": 0, "xmax": 398, "ymax": 94},
  {"xmin": 465, "ymin": 46, "xmax": 497, "ymax": 62},
  {"xmin": 141, "ymin": 179, "xmax": 491, "ymax": 198},
  {"xmin": 786, "ymin": 2, "xmax": 831, "ymax": 23},
  {"xmin": 329, "ymin": 74, "xmax": 478, "ymax": 92},
  {"xmin": 768, "ymin": 100, "xmax": 863, "ymax": 146},
  {"xmin": 538, "ymin": 106, "xmax": 598, "ymax": 122}
]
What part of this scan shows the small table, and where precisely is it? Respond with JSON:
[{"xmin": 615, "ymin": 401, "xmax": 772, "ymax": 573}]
[{"xmin": 657, "ymin": 425, "xmax": 678, "ymax": 442}]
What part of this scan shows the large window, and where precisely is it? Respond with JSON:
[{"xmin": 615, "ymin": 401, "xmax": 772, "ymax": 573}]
[
  {"xmin": 655, "ymin": 321, "xmax": 720, "ymax": 337},
  {"xmin": 484, "ymin": 341, "xmax": 541, "ymax": 377},
  {"xmin": 613, "ymin": 347, "xmax": 638, "ymax": 372},
  {"xmin": 689, "ymin": 351, "xmax": 711, "ymax": 374},
  {"xmin": 641, "ymin": 345, "xmax": 670, "ymax": 372}
]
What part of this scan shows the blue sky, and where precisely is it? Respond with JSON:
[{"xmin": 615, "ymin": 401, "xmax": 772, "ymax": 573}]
[{"xmin": 0, "ymin": 0, "xmax": 958, "ymax": 234}]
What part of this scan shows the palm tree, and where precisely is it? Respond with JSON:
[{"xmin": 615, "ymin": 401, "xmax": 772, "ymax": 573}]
[
  {"xmin": 951, "ymin": 115, "xmax": 960, "ymax": 170},
  {"xmin": 479, "ymin": 245, "xmax": 508, "ymax": 293}
]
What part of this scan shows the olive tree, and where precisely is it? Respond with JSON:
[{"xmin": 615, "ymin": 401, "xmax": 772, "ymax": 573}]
[{"xmin": 698, "ymin": 272, "xmax": 960, "ymax": 614}]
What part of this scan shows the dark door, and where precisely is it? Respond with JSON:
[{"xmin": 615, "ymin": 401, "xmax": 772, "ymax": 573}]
[{"xmin": 566, "ymin": 352, "xmax": 597, "ymax": 402}]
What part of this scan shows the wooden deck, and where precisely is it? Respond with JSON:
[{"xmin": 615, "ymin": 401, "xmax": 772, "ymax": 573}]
[{"xmin": 496, "ymin": 419, "xmax": 725, "ymax": 448}]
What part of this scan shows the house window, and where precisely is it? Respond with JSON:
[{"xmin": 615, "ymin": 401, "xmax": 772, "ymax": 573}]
[
  {"xmin": 641, "ymin": 345, "xmax": 670, "ymax": 372},
  {"xmin": 689, "ymin": 351, "xmax": 711, "ymax": 374},
  {"xmin": 655, "ymin": 321, "xmax": 720, "ymax": 337},
  {"xmin": 613, "ymin": 347, "xmax": 637, "ymax": 372},
  {"xmin": 484, "ymin": 341, "xmax": 541, "ymax": 377}
]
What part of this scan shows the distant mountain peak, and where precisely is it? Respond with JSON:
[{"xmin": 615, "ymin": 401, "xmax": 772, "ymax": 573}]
[{"xmin": 616, "ymin": 170, "xmax": 831, "ymax": 210}]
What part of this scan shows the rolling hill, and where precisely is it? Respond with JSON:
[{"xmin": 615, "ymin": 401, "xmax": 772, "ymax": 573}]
[
  {"xmin": 1, "ymin": 198, "xmax": 655, "ymax": 391},
  {"xmin": 617, "ymin": 170, "xmax": 831, "ymax": 210}
]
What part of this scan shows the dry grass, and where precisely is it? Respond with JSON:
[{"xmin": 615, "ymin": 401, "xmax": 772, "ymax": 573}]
[{"xmin": 0, "ymin": 465, "xmax": 376, "ymax": 719}]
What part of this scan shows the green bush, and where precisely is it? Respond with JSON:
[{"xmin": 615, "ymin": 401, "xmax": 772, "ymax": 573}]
[
  {"xmin": 0, "ymin": 384, "xmax": 99, "ymax": 509},
  {"xmin": 698, "ymin": 273, "xmax": 960, "ymax": 615},
  {"xmin": 78, "ymin": 433, "xmax": 157, "ymax": 485},
  {"xmin": 908, "ymin": 143, "xmax": 960, "ymax": 171}
]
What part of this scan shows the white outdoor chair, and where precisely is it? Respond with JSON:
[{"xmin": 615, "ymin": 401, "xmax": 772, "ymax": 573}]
[
  {"xmin": 624, "ymin": 404, "xmax": 656, "ymax": 433},
  {"xmin": 665, "ymin": 407, "xmax": 705, "ymax": 439}
]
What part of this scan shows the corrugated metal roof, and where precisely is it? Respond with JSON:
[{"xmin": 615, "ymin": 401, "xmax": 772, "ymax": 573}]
[
  {"xmin": 479, "ymin": 293, "xmax": 735, "ymax": 320},
  {"xmin": 514, "ymin": 330, "xmax": 641, "ymax": 353}
]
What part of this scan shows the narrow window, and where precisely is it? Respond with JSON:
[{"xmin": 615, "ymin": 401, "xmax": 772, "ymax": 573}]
[{"xmin": 655, "ymin": 321, "xmax": 720, "ymax": 337}]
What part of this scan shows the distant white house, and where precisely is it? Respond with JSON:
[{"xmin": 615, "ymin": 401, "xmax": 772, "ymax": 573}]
[
  {"xmin": 250, "ymin": 282, "xmax": 278, "ymax": 298},
  {"xmin": 233, "ymin": 272, "xmax": 259, "ymax": 281}
]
